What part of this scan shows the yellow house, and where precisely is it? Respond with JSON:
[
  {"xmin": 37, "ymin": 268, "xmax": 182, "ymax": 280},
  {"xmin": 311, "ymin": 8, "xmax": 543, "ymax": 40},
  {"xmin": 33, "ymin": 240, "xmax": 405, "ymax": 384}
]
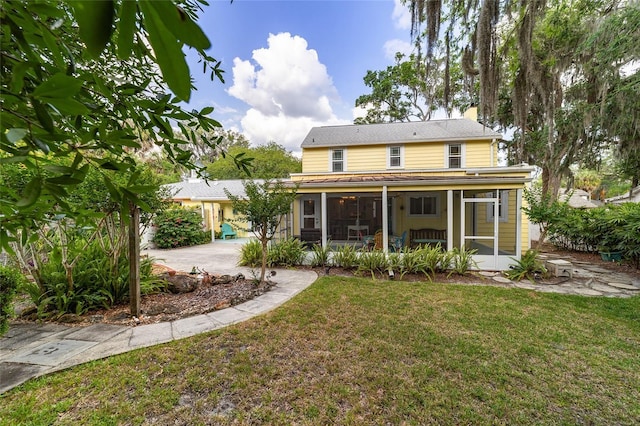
[
  {"xmin": 164, "ymin": 178, "xmax": 262, "ymax": 239},
  {"xmin": 290, "ymin": 118, "xmax": 534, "ymax": 270}
]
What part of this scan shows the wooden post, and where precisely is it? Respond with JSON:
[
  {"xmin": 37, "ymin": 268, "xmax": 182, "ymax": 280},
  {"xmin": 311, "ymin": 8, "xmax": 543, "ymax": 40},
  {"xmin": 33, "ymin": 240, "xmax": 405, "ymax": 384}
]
[{"xmin": 129, "ymin": 202, "xmax": 141, "ymax": 317}]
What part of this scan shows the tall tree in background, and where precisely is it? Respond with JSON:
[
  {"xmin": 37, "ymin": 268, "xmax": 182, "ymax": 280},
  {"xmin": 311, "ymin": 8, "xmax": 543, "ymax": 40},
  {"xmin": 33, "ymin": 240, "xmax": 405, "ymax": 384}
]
[
  {"xmin": 206, "ymin": 141, "xmax": 301, "ymax": 180},
  {"xmin": 407, "ymin": 0, "xmax": 639, "ymax": 198}
]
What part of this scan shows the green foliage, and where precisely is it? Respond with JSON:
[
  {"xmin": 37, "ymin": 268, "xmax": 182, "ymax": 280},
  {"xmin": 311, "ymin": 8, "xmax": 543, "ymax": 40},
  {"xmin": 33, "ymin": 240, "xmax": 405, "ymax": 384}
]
[
  {"xmin": 207, "ymin": 142, "xmax": 302, "ymax": 179},
  {"xmin": 0, "ymin": 265, "xmax": 26, "ymax": 335},
  {"xmin": 331, "ymin": 244, "xmax": 359, "ymax": 269},
  {"xmin": 267, "ymin": 238, "xmax": 306, "ymax": 267},
  {"xmin": 523, "ymin": 187, "xmax": 570, "ymax": 245},
  {"xmin": 0, "ymin": 0, "xmax": 230, "ymax": 252},
  {"xmin": 544, "ymin": 203, "xmax": 640, "ymax": 268},
  {"xmin": 356, "ymin": 250, "xmax": 388, "ymax": 279},
  {"xmin": 21, "ymin": 236, "xmax": 161, "ymax": 318},
  {"xmin": 449, "ymin": 247, "xmax": 478, "ymax": 276},
  {"xmin": 238, "ymin": 239, "xmax": 263, "ymax": 267},
  {"xmin": 152, "ymin": 206, "xmax": 209, "ymax": 249},
  {"xmin": 505, "ymin": 250, "xmax": 548, "ymax": 282},
  {"xmin": 310, "ymin": 242, "xmax": 332, "ymax": 267},
  {"xmin": 226, "ymin": 180, "xmax": 298, "ymax": 282}
]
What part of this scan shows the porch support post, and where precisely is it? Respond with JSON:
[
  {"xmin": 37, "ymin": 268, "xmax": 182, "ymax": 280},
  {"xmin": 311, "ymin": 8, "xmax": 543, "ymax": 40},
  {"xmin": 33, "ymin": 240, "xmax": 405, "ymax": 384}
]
[
  {"xmin": 210, "ymin": 202, "xmax": 215, "ymax": 242},
  {"xmin": 516, "ymin": 188, "xmax": 524, "ymax": 256},
  {"xmin": 321, "ymin": 192, "xmax": 328, "ymax": 246},
  {"xmin": 447, "ymin": 190, "xmax": 453, "ymax": 250},
  {"xmin": 382, "ymin": 186, "xmax": 388, "ymax": 252}
]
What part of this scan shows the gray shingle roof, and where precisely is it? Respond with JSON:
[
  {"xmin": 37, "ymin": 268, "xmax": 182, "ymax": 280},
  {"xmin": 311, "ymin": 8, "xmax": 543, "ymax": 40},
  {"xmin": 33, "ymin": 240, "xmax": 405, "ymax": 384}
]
[
  {"xmin": 300, "ymin": 119, "xmax": 502, "ymax": 148},
  {"xmin": 164, "ymin": 179, "xmax": 265, "ymax": 201}
]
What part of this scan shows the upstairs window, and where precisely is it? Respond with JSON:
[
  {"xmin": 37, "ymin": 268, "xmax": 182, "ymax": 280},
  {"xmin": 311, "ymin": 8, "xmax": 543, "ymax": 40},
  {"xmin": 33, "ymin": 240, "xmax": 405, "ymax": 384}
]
[
  {"xmin": 447, "ymin": 144, "xmax": 463, "ymax": 168},
  {"xmin": 331, "ymin": 149, "xmax": 345, "ymax": 172},
  {"xmin": 388, "ymin": 145, "xmax": 404, "ymax": 168}
]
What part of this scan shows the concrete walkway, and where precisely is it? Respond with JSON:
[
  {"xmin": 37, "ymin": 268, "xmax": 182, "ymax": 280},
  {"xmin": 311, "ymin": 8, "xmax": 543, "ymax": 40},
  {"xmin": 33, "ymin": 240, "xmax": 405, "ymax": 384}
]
[
  {"xmin": 2, "ymin": 241, "xmax": 639, "ymax": 394},
  {"xmin": 0, "ymin": 240, "xmax": 318, "ymax": 394}
]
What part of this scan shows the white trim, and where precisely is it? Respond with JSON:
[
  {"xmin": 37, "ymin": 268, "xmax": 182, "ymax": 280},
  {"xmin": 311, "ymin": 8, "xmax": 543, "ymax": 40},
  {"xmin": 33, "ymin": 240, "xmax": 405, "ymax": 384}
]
[
  {"xmin": 387, "ymin": 145, "xmax": 404, "ymax": 169},
  {"xmin": 321, "ymin": 192, "xmax": 328, "ymax": 246},
  {"xmin": 445, "ymin": 143, "xmax": 465, "ymax": 168},
  {"xmin": 329, "ymin": 148, "xmax": 346, "ymax": 172}
]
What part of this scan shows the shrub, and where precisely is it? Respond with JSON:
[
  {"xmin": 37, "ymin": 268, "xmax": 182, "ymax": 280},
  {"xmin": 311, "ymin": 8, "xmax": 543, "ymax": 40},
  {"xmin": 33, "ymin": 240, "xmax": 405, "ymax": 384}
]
[
  {"xmin": 239, "ymin": 239, "xmax": 262, "ymax": 267},
  {"xmin": 26, "ymin": 236, "xmax": 162, "ymax": 318},
  {"xmin": 267, "ymin": 238, "xmax": 306, "ymax": 267},
  {"xmin": 332, "ymin": 244, "xmax": 359, "ymax": 269},
  {"xmin": 310, "ymin": 241, "xmax": 332, "ymax": 267},
  {"xmin": 449, "ymin": 247, "xmax": 478, "ymax": 276},
  {"xmin": 357, "ymin": 250, "xmax": 388, "ymax": 279},
  {"xmin": 152, "ymin": 206, "xmax": 210, "ymax": 249},
  {"xmin": 0, "ymin": 265, "xmax": 26, "ymax": 336},
  {"xmin": 505, "ymin": 249, "xmax": 548, "ymax": 281}
]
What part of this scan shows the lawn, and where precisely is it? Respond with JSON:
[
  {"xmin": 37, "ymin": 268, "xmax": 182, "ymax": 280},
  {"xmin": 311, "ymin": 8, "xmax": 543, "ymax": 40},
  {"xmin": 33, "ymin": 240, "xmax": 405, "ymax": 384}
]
[{"xmin": 2, "ymin": 277, "xmax": 639, "ymax": 425}]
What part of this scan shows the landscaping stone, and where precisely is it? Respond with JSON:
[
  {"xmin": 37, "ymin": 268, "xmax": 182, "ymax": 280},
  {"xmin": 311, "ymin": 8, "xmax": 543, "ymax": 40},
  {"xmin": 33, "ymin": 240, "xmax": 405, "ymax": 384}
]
[
  {"xmin": 163, "ymin": 273, "xmax": 199, "ymax": 294},
  {"xmin": 608, "ymin": 282, "xmax": 639, "ymax": 291},
  {"xmin": 492, "ymin": 276, "xmax": 512, "ymax": 283},
  {"xmin": 591, "ymin": 283, "xmax": 622, "ymax": 293}
]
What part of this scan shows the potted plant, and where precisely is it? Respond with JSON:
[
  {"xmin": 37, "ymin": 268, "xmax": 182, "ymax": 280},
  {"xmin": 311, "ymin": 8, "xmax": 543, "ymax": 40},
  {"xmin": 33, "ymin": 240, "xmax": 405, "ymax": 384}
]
[{"xmin": 598, "ymin": 234, "xmax": 623, "ymax": 262}]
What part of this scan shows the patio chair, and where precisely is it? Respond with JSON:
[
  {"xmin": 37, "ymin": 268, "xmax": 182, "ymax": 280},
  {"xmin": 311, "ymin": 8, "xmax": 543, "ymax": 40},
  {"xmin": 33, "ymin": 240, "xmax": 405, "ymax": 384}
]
[
  {"xmin": 373, "ymin": 229, "xmax": 383, "ymax": 250},
  {"xmin": 220, "ymin": 223, "xmax": 237, "ymax": 239},
  {"xmin": 391, "ymin": 231, "xmax": 407, "ymax": 252}
]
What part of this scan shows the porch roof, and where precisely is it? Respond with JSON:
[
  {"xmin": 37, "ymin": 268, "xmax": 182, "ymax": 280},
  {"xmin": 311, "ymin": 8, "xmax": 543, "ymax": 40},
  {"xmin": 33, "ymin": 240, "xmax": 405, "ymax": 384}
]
[
  {"xmin": 164, "ymin": 179, "xmax": 264, "ymax": 201},
  {"xmin": 301, "ymin": 119, "xmax": 501, "ymax": 148},
  {"xmin": 292, "ymin": 174, "xmax": 531, "ymax": 188}
]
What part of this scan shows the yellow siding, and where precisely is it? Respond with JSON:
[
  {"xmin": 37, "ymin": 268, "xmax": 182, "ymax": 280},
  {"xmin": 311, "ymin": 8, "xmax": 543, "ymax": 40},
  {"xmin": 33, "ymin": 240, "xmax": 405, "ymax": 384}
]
[
  {"xmin": 465, "ymin": 141, "xmax": 493, "ymax": 167},
  {"xmin": 404, "ymin": 143, "xmax": 443, "ymax": 168},
  {"xmin": 303, "ymin": 140, "xmax": 498, "ymax": 173},
  {"xmin": 302, "ymin": 148, "xmax": 328, "ymax": 172},
  {"xmin": 347, "ymin": 146, "xmax": 387, "ymax": 170}
]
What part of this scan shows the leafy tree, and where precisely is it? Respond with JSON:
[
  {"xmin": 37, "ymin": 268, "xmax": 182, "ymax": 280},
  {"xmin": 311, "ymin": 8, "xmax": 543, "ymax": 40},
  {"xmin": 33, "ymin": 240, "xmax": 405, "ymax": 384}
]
[
  {"xmin": 355, "ymin": 51, "xmax": 470, "ymax": 124},
  {"xmin": 572, "ymin": 169, "xmax": 601, "ymax": 198},
  {"xmin": 225, "ymin": 180, "xmax": 298, "ymax": 282},
  {"xmin": 406, "ymin": 0, "xmax": 639, "ymax": 199},
  {"xmin": 0, "ymin": 0, "xmax": 250, "ymax": 251},
  {"xmin": 207, "ymin": 142, "xmax": 301, "ymax": 180}
]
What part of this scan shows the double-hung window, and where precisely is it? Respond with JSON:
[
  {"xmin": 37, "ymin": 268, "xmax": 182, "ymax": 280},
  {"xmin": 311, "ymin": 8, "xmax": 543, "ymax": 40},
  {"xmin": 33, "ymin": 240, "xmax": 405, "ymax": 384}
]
[
  {"xmin": 408, "ymin": 192, "xmax": 440, "ymax": 217},
  {"xmin": 388, "ymin": 145, "xmax": 403, "ymax": 168},
  {"xmin": 447, "ymin": 144, "xmax": 463, "ymax": 168},
  {"xmin": 331, "ymin": 149, "xmax": 345, "ymax": 172}
]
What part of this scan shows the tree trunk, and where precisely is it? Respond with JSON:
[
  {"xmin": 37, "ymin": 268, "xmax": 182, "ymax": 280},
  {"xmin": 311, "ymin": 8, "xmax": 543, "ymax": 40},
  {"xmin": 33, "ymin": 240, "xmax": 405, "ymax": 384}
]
[
  {"xmin": 129, "ymin": 203, "xmax": 141, "ymax": 317},
  {"xmin": 260, "ymin": 238, "xmax": 268, "ymax": 283}
]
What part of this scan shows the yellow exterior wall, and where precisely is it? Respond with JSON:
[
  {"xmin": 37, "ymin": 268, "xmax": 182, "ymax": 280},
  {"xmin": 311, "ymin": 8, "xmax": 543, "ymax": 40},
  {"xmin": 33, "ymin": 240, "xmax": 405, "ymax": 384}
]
[
  {"xmin": 465, "ymin": 141, "xmax": 493, "ymax": 167},
  {"xmin": 302, "ymin": 140, "xmax": 497, "ymax": 173},
  {"xmin": 177, "ymin": 200, "xmax": 253, "ymax": 238}
]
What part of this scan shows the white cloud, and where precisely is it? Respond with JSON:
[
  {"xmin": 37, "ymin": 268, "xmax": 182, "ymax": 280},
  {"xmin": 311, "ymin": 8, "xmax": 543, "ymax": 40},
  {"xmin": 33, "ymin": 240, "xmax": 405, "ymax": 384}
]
[
  {"xmin": 392, "ymin": 0, "xmax": 411, "ymax": 30},
  {"xmin": 383, "ymin": 39, "xmax": 413, "ymax": 60},
  {"xmin": 227, "ymin": 32, "xmax": 347, "ymax": 153}
]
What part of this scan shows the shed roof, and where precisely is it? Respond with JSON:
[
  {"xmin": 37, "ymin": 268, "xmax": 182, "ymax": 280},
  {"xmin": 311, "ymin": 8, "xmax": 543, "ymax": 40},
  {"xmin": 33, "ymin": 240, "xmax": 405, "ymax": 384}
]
[
  {"xmin": 301, "ymin": 119, "xmax": 501, "ymax": 148},
  {"xmin": 164, "ymin": 179, "xmax": 265, "ymax": 201}
]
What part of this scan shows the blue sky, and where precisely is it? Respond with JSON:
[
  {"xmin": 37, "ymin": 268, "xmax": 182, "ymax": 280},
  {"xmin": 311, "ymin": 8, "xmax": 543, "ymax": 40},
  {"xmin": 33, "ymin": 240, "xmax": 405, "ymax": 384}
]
[{"xmin": 184, "ymin": 0, "xmax": 414, "ymax": 155}]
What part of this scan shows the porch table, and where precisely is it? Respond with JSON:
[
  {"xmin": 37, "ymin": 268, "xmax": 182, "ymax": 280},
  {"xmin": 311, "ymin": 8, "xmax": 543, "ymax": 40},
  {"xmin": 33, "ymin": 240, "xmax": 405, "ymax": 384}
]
[{"xmin": 347, "ymin": 225, "xmax": 369, "ymax": 240}]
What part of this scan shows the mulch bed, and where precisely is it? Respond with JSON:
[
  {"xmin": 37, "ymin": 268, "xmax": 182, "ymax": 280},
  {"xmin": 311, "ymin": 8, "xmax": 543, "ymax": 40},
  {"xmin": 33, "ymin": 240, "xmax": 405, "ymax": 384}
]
[{"xmin": 12, "ymin": 245, "xmax": 638, "ymax": 328}]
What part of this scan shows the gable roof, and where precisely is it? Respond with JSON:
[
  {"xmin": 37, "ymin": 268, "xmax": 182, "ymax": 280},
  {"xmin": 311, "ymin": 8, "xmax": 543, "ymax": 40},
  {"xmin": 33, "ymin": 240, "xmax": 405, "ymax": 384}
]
[
  {"xmin": 164, "ymin": 179, "xmax": 265, "ymax": 201},
  {"xmin": 300, "ymin": 119, "xmax": 502, "ymax": 148}
]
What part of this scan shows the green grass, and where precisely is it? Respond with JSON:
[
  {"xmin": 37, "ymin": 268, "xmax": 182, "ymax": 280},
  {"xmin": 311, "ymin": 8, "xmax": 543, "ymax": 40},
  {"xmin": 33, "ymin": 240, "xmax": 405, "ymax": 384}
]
[{"xmin": 2, "ymin": 277, "xmax": 639, "ymax": 425}]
